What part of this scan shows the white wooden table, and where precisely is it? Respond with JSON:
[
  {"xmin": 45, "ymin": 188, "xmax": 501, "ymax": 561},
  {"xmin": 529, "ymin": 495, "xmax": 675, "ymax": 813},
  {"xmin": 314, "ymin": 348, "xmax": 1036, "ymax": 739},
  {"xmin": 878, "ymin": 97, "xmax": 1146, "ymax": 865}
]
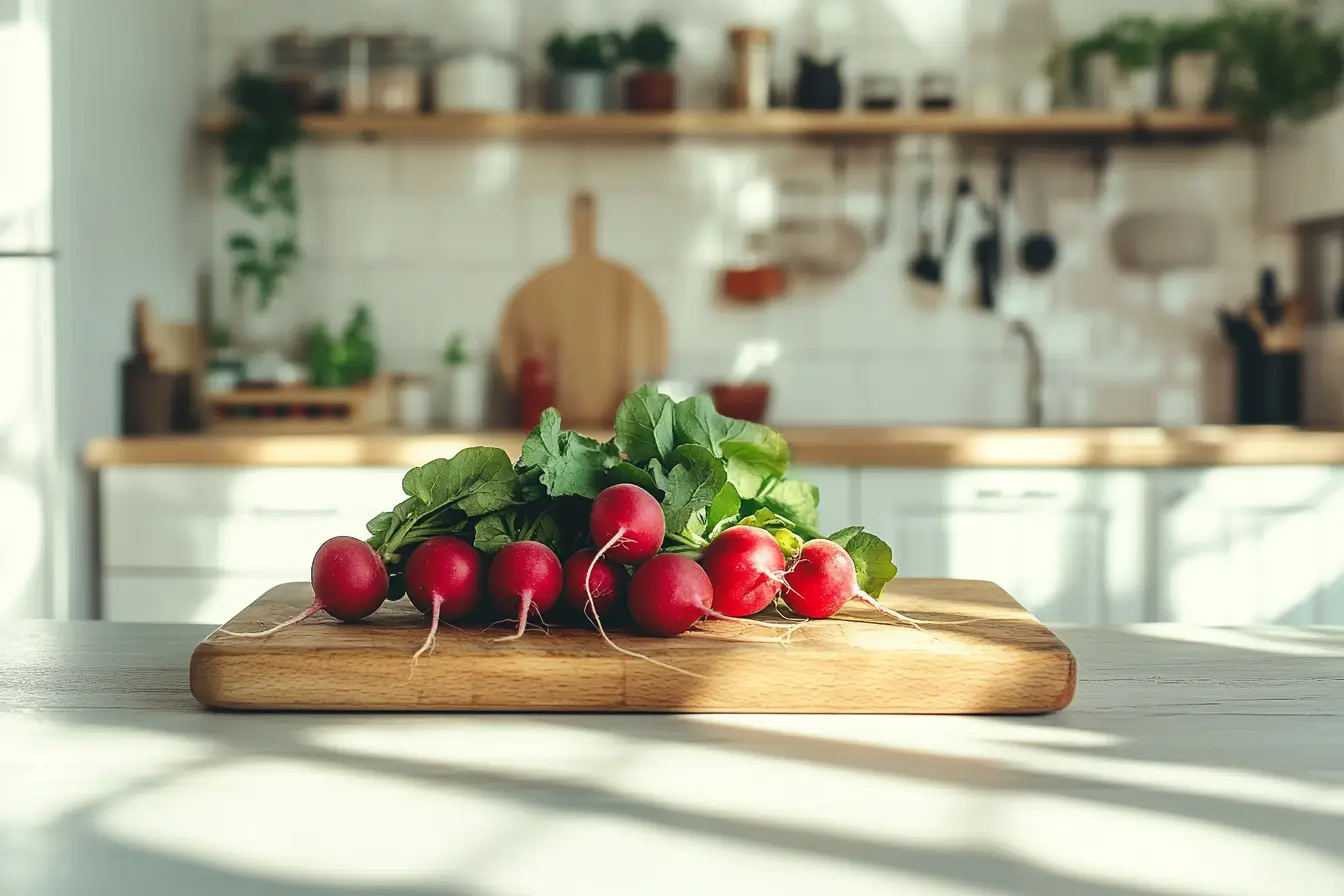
[{"xmin": 1, "ymin": 622, "xmax": 1342, "ymax": 896}]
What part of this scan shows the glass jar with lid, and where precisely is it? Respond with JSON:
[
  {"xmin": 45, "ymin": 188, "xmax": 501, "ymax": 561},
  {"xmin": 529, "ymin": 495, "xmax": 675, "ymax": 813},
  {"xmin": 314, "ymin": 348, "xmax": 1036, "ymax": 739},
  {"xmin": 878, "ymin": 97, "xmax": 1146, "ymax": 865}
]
[
  {"xmin": 369, "ymin": 33, "xmax": 432, "ymax": 114},
  {"xmin": 269, "ymin": 31, "xmax": 323, "ymax": 113}
]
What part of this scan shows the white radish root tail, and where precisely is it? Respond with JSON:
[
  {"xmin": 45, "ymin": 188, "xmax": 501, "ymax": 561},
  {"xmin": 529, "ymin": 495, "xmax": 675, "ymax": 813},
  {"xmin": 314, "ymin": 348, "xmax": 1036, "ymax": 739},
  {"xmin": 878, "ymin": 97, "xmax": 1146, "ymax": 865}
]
[
  {"xmin": 493, "ymin": 594, "xmax": 533, "ymax": 643},
  {"xmin": 856, "ymin": 592, "xmax": 978, "ymax": 629},
  {"xmin": 701, "ymin": 608, "xmax": 805, "ymax": 644},
  {"xmin": 219, "ymin": 603, "xmax": 320, "ymax": 638},
  {"xmin": 410, "ymin": 597, "xmax": 443, "ymax": 669},
  {"xmin": 584, "ymin": 532, "xmax": 705, "ymax": 679}
]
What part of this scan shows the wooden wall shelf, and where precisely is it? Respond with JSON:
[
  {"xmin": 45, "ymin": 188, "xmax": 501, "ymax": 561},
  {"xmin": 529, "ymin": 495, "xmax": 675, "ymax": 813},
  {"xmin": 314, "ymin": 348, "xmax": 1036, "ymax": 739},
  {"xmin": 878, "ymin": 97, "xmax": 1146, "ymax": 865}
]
[{"xmin": 201, "ymin": 110, "xmax": 1238, "ymax": 142}]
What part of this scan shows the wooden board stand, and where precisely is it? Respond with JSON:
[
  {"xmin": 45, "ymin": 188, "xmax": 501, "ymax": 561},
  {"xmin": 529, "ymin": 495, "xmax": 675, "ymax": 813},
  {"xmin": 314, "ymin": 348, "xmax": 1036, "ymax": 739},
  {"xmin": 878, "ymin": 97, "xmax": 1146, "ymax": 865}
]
[{"xmin": 190, "ymin": 579, "xmax": 1077, "ymax": 714}]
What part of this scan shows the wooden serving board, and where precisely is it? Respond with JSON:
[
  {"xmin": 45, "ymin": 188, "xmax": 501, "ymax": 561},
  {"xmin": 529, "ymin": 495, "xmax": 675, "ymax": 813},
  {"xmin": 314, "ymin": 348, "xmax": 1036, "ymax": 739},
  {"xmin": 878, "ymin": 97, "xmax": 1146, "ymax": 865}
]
[{"xmin": 190, "ymin": 579, "xmax": 1076, "ymax": 714}]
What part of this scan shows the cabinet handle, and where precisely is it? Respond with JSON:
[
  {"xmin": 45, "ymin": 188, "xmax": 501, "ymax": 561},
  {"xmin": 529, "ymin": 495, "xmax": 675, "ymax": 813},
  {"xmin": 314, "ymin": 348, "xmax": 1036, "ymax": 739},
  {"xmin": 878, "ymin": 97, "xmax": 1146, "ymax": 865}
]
[{"xmin": 975, "ymin": 488, "xmax": 1060, "ymax": 501}]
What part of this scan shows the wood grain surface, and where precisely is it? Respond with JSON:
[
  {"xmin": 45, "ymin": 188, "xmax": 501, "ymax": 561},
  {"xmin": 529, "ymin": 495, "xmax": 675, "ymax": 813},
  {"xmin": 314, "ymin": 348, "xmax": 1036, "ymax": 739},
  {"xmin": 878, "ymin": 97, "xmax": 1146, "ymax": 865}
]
[
  {"xmin": 84, "ymin": 425, "xmax": 1344, "ymax": 470},
  {"xmin": 189, "ymin": 579, "xmax": 1076, "ymax": 714}
]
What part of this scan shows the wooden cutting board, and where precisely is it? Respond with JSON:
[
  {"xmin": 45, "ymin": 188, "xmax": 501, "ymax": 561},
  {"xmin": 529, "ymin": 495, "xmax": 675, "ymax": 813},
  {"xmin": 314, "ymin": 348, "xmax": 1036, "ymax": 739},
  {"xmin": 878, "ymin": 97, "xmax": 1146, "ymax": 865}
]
[
  {"xmin": 496, "ymin": 192, "xmax": 668, "ymax": 426},
  {"xmin": 189, "ymin": 579, "xmax": 1076, "ymax": 714}
]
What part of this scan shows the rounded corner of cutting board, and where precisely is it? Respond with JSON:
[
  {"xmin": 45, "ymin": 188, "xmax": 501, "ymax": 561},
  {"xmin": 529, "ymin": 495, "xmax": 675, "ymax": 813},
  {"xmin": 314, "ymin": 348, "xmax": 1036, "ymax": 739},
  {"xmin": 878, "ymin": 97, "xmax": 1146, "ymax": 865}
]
[{"xmin": 188, "ymin": 640, "xmax": 226, "ymax": 709}]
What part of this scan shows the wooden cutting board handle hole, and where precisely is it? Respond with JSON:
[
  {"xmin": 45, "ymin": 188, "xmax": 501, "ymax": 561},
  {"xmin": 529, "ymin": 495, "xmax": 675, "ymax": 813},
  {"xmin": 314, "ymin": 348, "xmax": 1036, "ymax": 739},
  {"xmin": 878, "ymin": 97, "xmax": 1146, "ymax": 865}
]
[{"xmin": 571, "ymin": 192, "xmax": 596, "ymax": 257}]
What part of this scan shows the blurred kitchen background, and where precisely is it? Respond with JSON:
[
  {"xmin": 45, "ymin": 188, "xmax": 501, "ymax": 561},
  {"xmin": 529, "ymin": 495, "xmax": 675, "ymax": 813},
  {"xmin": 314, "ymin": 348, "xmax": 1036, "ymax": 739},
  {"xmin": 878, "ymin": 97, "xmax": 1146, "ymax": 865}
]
[{"xmin": 7, "ymin": 0, "xmax": 1344, "ymax": 627}]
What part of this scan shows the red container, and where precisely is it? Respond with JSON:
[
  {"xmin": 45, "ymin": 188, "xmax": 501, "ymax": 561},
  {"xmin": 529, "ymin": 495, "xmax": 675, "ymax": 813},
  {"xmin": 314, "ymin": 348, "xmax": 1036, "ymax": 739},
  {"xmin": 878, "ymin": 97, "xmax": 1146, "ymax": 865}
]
[
  {"xmin": 518, "ymin": 357, "xmax": 554, "ymax": 430},
  {"xmin": 709, "ymin": 381, "xmax": 771, "ymax": 423}
]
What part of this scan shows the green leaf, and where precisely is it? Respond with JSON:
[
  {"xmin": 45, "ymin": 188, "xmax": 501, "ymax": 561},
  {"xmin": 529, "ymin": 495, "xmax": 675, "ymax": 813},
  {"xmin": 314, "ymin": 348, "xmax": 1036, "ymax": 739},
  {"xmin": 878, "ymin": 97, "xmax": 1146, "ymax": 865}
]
[
  {"xmin": 473, "ymin": 512, "xmax": 516, "ymax": 553},
  {"xmin": 738, "ymin": 507, "xmax": 781, "ymax": 529},
  {"xmin": 608, "ymin": 461, "xmax": 660, "ymax": 494},
  {"xmin": 672, "ymin": 394, "xmax": 746, "ymax": 454},
  {"xmin": 773, "ymin": 528, "xmax": 804, "ymax": 559},
  {"xmin": 762, "ymin": 478, "xmax": 820, "ymax": 531},
  {"xmin": 705, "ymin": 481, "xmax": 741, "ymax": 535},
  {"xmin": 831, "ymin": 529, "xmax": 898, "ymax": 599},
  {"xmin": 722, "ymin": 423, "xmax": 790, "ymax": 498},
  {"xmin": 519, "ymin": 408, "xmax": 610, "ymax": 499},
  {"xmin": 659, "ymin": 445, "xmax": 727, "ymax": 534},
  {"xmin": 365, "ymin": 511, "xmax": 400, "ymax": 545},
  {"xmin": 227, "ymin": 232, "xmax": 259, "ymax": 253},
  {"xmin": 648, "ymin": 459, "xmax": 671, "ymax": 493},
  {"xmin": 614, "ymin": 384, "xmax": 675, "ymax": 464},
  {"xmin": 401, "ymin": 447, "xmax": 518, "ymax": 517}
]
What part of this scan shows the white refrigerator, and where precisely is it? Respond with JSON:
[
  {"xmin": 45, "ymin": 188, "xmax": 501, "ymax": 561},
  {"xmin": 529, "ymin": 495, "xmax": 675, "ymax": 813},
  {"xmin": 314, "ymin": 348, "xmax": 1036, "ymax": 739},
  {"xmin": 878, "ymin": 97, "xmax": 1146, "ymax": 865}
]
[{"xmin": 0, "ymin": 0, "xmax": 58, "ymax": 619}]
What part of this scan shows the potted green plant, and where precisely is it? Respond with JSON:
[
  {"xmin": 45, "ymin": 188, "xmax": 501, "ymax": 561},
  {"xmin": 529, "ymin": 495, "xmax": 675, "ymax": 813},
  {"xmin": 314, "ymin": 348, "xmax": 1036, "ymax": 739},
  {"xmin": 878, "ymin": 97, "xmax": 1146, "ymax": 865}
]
[
  {"xmin": 544, "ymin": 30, "xmax": 622, "ymax": 114},
  {"xmin": 1161, "ymin": 18, "xmax": 1223, "ymax": 112},
  {"xmin": 1216, "ymin": 0, "xmax": 1344, "ymax": 132},
  {"xmin": 1067, "ymin": 16, "xmax": 1161, "ymax": 109},
  {"xmin": 623, "ymin": 21, "xmax": 678, "ymax": 111},
  {"xmin": 440, "ymin": 331, "xmax": 485, "ymax": 429}
]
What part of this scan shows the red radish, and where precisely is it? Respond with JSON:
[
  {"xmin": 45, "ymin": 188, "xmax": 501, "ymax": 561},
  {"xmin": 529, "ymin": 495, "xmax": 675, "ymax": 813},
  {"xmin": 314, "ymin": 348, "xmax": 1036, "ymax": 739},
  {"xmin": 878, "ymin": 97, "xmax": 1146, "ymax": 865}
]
[
  {"xmin": 588, "ymin": 484, "xmax": 664, "ymax": 565},
  {"xmin": 222, "ymin": 536, "xmax": 387, "ymax": 637},
  {"xmin": 700, "ymin": 525, "xmax": 786, "ymax": 617},
  {"xmin": 562, "ymin": 548, "xmax": 626, "ymax": 620},
  {"xmin": 488, "ymin": 540, "xmax": 563, "ymax": 641},
  {"xmin": 405, "ymin": 536, "xmax": 483, "ymax": 662},
  {"xmin": 627, "ymin": 553, "xmax": 712, "ymax": 637},
  {"xmin": 781, "ymin": 539, "xmax": 962, "ymax": 627}
]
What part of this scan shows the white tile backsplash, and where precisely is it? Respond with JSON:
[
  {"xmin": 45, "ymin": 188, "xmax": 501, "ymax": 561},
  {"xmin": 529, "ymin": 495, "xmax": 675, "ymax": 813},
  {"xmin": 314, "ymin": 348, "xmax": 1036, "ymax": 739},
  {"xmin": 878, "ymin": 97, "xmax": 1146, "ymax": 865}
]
[{"xmin": 202, "ymin": 0, "xmax": 1283, "ymax": 426}]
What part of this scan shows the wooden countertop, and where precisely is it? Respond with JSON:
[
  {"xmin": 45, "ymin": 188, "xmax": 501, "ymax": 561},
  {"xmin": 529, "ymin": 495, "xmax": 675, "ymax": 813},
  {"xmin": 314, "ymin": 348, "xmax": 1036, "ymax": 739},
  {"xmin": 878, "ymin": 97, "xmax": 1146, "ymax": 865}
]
[
  {"xmin": 84, "ymin": 425, "xmax": 1344, "ymax": 469},
  {"xmin": 3, "ymin": 620, "xmax": 1343, "ymax": 895}
]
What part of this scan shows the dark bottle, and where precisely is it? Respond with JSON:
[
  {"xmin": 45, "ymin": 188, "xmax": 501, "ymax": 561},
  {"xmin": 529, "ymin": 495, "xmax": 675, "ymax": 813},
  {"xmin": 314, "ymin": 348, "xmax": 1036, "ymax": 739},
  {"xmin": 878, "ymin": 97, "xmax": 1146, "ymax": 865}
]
[{"xmin": 794, "ymin": 53, "xmax": 843, "ymax": 110}]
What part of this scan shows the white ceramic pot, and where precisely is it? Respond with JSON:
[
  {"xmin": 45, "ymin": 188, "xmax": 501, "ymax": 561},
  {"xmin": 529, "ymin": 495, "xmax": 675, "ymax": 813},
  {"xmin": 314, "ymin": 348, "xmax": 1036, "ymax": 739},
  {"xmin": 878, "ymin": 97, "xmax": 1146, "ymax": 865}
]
[
  {"xmin": 1127, "ymin": 67, "xmax": 1160, "ymax": 111},
  {"xmin": 1170, "ymin": 51, "xmax": 1218, "ymax": 112},
  {"xmin": 1084, "ymin": 51, "xmax": 1119, "ymax": 108},
  {"xmin": 396, "ymin": 377, "xmax": 433, "ymax": 431},
  {"xmin": 1018, "ymin": 74, "xmax": 1054, "ymax": 115},
  {"xmin": 441, "ymin": 363, "xmax": 486, "ymax": 429},
  {"xmin": 555, "ymin": 71, "xmax": 607, "ymax": 114},
  {"xmin": 435, "ymin": 49, "xmax": 520, "ymax": 112}
]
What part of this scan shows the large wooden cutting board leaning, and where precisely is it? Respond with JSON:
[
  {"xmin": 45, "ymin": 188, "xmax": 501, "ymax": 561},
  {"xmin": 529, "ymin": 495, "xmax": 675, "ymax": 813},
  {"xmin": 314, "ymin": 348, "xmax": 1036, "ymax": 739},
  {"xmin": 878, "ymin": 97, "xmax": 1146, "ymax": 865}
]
[
  {"xmin": 496, "ymin": 192, "xmax": 669, "ymax": 426},
  {"xmin": 190, "ymin": 579, "xmax": 1077, "ymax": 714}
]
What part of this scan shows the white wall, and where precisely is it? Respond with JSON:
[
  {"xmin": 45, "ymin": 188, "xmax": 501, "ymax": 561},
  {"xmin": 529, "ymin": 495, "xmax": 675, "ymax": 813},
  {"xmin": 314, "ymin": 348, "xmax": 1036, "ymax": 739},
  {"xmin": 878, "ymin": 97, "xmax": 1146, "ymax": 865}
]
[
  {"xmin": 202, "ymin": 0, "xmax": 1274, "ymax": 430},
  {"xmin": 52, "ymin": 0, "xmax": 208, "ymax": 617}
]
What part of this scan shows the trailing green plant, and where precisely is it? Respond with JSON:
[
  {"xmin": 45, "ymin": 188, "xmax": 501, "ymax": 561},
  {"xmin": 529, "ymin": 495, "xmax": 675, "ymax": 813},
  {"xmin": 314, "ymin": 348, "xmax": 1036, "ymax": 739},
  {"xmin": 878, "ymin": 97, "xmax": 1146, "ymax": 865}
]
[
  {"xmin": 544, "ymin": 30, "xmax": 624, "ymax": 72},
  {"xmin": 307, "ymin": 305, "xmax": 378, "ymax": 388},
  {"xmin": 442, "ymin": 331, "xmax": 469, "ymax": 367},
  {"xmin": 222, "ymin": 72, "xmax": 302, "ymax": 313},
  {"xmin": 1217, "ymin": 0, "xmax": 1344, "ymax": 130},
  {"xmin": 1061, "ymin": 15, "xmax": 1161, "ymax": 87},
  {"xmin": 624, "ymin": 21, "xmax": 677, "ymax": 69}
]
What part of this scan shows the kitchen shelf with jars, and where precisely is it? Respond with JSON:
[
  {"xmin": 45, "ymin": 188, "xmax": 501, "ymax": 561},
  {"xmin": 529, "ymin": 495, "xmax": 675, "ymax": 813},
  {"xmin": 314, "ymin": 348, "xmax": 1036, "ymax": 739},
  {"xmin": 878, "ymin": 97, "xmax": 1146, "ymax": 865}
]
[{"xmin": 201, "ymin": 15, "xmax": 1327, "ymax": 146}]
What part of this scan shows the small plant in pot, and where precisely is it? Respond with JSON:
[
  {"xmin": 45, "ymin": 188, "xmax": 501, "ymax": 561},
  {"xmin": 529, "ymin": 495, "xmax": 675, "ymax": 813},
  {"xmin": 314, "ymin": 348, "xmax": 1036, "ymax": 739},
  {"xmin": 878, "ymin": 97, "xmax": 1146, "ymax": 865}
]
[
  {"xmin": 623, "ymin": 21, "xmax": 678, "ymax": 111},
  {"xmin": 1067, "ymin": 16, "xmax": 1161, "ymax": 109},
  {"xmin": 440, "ymin": 331, "xmax": 486, "ymax": 429},
  {"xmin": 545, "ymin": 30, "xmax": 622, "ymax": 114},
  {"xmin": 1161, "ymin": 18, "xmax": 1223, "ymax": 112}
]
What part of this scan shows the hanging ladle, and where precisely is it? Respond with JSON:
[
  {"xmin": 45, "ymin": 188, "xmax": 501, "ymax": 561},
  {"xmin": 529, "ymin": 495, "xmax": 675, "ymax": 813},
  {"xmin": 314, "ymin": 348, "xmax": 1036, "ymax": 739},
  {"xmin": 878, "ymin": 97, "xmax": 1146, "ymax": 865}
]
[{"xmin": 907, "ymin": 139, "xmax": 941, "ymax": 285}]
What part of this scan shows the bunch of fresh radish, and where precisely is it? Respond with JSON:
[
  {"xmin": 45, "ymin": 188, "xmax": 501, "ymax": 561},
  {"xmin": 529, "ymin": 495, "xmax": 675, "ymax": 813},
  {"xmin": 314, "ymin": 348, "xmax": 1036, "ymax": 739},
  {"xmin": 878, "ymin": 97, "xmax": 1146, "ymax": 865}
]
[{"xmin": 226, "ymin": 386, "xmax": 916, "ymax": 664}]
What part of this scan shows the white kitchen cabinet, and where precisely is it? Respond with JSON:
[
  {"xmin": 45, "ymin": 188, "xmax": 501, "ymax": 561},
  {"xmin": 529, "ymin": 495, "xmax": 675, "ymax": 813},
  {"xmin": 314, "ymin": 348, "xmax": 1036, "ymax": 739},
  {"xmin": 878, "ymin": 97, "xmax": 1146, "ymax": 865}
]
[
  {"xmin": 789, "ymin": 464, "xmax": 856, "ymax": 537},
  {"xmin": 1153, "ymin": 467, "xmax": 1344, "ymax": 625},
  {"xmin": 100, "ymin": 466, "xmax": 409, "ymax": 622},
  {"xmin": 857, "ymin": 469, "xmax": 1148, "ymax": 625}
]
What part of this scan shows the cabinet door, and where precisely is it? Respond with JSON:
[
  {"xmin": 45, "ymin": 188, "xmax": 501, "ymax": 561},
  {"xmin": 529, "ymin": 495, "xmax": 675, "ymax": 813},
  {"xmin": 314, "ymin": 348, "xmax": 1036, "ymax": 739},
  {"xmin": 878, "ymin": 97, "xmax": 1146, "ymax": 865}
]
[
  {"xmin": 789, "ymin": 464, "xmax": 855, "ymax": 537},
  {"xmin": 1154, "ymin": 467, "xmax": 1344, "ymax": 624},
  {"xmin": 858, "ymin": 469, "xmax": 1144, "ymax": 625},
  {"xmin": 103, "ymin": 573, "xmax": 293, "ymax": 623}
]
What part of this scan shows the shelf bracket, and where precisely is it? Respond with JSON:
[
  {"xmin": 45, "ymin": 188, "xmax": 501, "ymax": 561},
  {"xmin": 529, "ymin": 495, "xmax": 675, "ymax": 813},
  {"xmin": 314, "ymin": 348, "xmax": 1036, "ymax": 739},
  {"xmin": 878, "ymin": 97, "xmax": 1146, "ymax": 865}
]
[{"xmin": 1088, "ymin": 142, "xmax": 1109, "ymax": 197}]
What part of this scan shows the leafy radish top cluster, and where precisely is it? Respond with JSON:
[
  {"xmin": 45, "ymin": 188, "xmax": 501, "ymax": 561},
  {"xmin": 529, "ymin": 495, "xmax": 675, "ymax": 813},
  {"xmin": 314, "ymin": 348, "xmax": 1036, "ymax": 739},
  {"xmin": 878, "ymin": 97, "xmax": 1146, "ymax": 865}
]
[{"xmin": 364, "ymin": 385, "xmax": 899, "ymax": 603}]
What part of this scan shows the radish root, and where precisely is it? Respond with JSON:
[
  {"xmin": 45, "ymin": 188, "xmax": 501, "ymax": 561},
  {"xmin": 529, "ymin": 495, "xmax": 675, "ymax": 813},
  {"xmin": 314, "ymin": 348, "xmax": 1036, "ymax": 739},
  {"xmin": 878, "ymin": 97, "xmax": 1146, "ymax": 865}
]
[
  {"xmin": 219, "ymin": 603, "xmax": 320, "ymax": 638},
  {"xmin": 493, "ymin": 594, "xmax": 533, "ymax": 643},
  {"xmin": 855, "ymin": 593, "xmax": 979, "ymax": 629},
  {"xmin": 584, "ymin": 531, "xmax": 705, "ymax": 679},
  {"xmin": 700, "ymin": 608, "xmax": 805, "ymax": 643},
  {"xmin": 411, "ymin": 598, "xmax": 443, "ymax": 665}
]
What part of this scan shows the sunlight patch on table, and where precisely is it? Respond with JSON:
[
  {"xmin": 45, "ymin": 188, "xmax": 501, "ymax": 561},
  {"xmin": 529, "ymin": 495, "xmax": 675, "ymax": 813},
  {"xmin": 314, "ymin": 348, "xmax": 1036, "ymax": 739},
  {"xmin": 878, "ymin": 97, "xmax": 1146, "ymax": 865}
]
[
  {"xmin": 91, "ymin": 758, "xmax": 533, "ymax": 886},
  {"xmin": 0, "ymin": 716, "xmax": 213, "ymax": 828}
]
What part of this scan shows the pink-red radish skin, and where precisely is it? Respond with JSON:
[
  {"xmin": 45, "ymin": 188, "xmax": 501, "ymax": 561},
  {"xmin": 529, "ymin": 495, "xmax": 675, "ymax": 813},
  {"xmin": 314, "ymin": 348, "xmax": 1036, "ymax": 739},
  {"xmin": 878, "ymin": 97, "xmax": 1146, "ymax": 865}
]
[
  {"xmin": 627, "ymin": 553, "xmax": 712, "ymax": 637},
  {"xmin": 562, "ymin": 548, "xmax": 625, "ymax": 619},
  {"xmin": 781, "ymin": 539, "xmax": 959, "ymax": 628},
  {"xmin": 700, "ymin": 525, "xmax": 786, "ymax": 617},
  {"xmin": 404, "ymin": 536, "xmax": 483, "ymax": 661},
  {"xmin": 589, "ymin": 484, "xmax": 665, "ymax": 565},
  {"xmin": 488, "ymin": 541, "xmax": 563, "ymax": 641},
  {"xmin": 222, "ymin": 536, "xmax": 387, "ymax": 637}
]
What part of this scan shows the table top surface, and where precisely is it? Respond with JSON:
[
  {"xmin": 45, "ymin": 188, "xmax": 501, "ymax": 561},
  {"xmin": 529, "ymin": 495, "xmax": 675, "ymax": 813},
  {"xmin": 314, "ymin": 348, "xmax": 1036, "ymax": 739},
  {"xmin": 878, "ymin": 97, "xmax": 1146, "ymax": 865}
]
[{"xmin": 2, "ymin": 621, "xmax": 1343, "ymax": 896}]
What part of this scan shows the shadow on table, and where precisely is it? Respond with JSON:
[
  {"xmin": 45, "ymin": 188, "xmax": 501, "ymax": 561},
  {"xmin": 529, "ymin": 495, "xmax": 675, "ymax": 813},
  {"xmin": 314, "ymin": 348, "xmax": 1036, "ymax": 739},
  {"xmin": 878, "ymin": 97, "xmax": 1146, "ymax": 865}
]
[{"xmin": 5, "ymin": 626, "xmax": 1344, "ymax": 896}]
